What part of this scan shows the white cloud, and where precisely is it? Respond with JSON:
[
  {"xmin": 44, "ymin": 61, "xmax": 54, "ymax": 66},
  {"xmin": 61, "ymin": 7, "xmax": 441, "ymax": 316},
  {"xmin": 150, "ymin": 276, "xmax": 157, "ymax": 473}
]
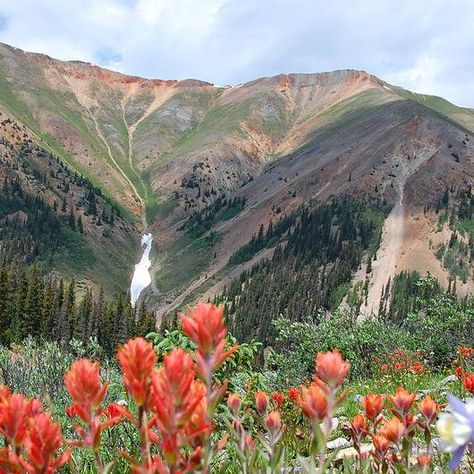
[{"xmin": 0, "ymin": 0, "xmax": 472, "ymax": 106}]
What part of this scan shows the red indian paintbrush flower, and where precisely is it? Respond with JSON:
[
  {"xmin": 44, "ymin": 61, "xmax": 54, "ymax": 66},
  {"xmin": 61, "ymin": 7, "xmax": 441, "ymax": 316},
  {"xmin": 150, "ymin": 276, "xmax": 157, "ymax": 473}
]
[
  {"xmin": 372, "ymin": 435, "xmax": 390, "ymax": 459},
  {"xmin": 287, "ymin": 387, "xmax": 301, "ymax": 403},
  {"xmin": 362, "ymin": 393, "xmax": 384, "ymax": 420},
  {"xmin": 417, "ymin": 454, "xmax": 432, "ymax": 467},
  {"xmin": 150, "ymin": 348, "xmax": 209, "ymax": 468},
  {"xmin": 271, "ymin": 392, "xmax": 284, "ymax": 407},
  {"xmin": 350, "ymin": 414, "xmax": 368, "ymax": 437},
  {"xmin": 380, "ymin": 417, "xmax": 405, "ymax": 444},
  {"xmin": 255, "ymin": 391, "xmax": 269, "ymax": 416},
  {"xmin": 227, "ymin": 394, "xmax": 241, "ymax": 415},
  {"xmin": 117, "ymin": 337, "xmax": 157, "ymax": 409},
  {"xmin": 315, "ymin": 349, "xmax": 350, "ymax": 388},
  {"xmin": 297, "ymin": 383, "xmax": 328, "ymax": 422},
  {"xmin": 418, "ymin": 395, "xmax": 439, "ymax": 425},
  {"xmin": 64, "ymin": 359, "xmax": 108, "ymax": 423},
  {"xmin": 265, "ymin": 410, "xmax": 282, "ymax": 433},
  {"xmin": 388, "ymin": 387, "xmax": 416, "ymax": 417},
  {"xmin": 180, "ymin": 303, "xmax": 237, "ymax": 377},
  {"xmin": 0, "ymin": 393, "xmax": 39, "ymax": 449},
  {"xmin": 463, "ymin": 374, "xmax": 474, "ymax": 395},
  {"xmin": 23, "ymin": 413, "xmax": 71, "ymax": 473}
]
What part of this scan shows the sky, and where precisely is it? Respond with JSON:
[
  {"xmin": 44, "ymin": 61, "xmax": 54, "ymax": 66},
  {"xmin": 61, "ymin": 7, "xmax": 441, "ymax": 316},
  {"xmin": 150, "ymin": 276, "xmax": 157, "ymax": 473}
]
[{"xmin": 0, "ymin": 0, "xmax": 473, "ymax": 107}]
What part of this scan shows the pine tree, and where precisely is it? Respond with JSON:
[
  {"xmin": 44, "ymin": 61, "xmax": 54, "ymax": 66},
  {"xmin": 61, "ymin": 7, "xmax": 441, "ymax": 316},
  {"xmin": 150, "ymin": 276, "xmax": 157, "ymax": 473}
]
[{"xmin": 23, "ymin": 265, "xmax": 44, "ymax": 337}]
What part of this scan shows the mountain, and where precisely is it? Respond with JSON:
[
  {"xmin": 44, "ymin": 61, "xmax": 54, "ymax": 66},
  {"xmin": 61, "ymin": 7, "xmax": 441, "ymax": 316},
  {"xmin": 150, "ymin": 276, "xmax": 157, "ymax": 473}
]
[{"xmin": 0, "ymin": 42, "xmax": 472, "ymax": 318}]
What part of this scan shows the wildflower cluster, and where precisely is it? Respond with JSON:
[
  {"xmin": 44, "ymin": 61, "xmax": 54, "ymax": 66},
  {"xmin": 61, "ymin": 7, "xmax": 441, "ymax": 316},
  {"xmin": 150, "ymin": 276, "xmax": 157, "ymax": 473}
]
[
  {"xmin": 347, "ymin": 388, "xmax": 439, "ymax": 471},
  {"xmin": 454, "ymin": 345, "xmax": 474, "ymax": 396},
  {"xmin": 0, "ymin": 304, "xmax": 472, "ymax": 472},
  {"xmin": 0, "ymin": 387, "xmax": 70, "ymax": 473},
  {"xmin": 377, "ymin": 349, "xmax": 426, "ymax": 383}
]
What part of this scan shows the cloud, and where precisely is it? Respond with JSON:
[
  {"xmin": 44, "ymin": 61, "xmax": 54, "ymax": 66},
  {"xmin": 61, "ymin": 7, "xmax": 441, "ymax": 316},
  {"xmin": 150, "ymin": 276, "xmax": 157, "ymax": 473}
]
[{"xmin": 0, "ymin": 0, "xmax": 472, "ymax": 106}]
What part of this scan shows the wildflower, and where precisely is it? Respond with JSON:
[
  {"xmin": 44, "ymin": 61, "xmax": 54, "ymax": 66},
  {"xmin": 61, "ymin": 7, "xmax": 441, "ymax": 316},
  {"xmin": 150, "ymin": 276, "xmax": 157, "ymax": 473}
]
[
  {"xmin": 64, "ymin": 359, "xmax": 108, "ymax": 423},
  {"xmin": 417, "ymin": 454, "xmax": 432, "ymax": 467},
  {"xmin": 297, "ymin": 383, "xmax": 328, "ymax": 422},
  {"xmin": 463, "ymin": 374, "xmax": 474, "ymax": 395},
  {"xmin": 455, "ymin": 366, "xmax": 465, "ymax": 381},
  {"xmin": 349, "ymin": 414, "xmax": 368, "ymax": 446},
  {"xmin": 105, "ymin": 402, "xmax": 123, "ymax": 422},
  {"xmin": 65, "ymin": 406, "xmax": 77, "ymax": 418},
  {"xmin": 0, "ymin": 394, "xmax": 33, "ymax": 448},
  {"xmin": 380, "ymin": 363, "xmax": 389, "ymax": 372},
  {"xmin": 388, "ymin": 387, "xmax": 416, "ymax": 417},
  {"xmin": 255, "ymin": 391, "xmax": 268, "ymax": 415},
  {"xmin": 265, "ymin": 410, "xmax": 282, "ymax": 433},
  {"xmin": 150, "ymin": 348, "xmax": 209, "ymax": 467},
  {"xmin": 458, "ymin": 346, "xmax": 474, "ymax": 359},
  {"xmin": 409, "ymin": 361, "xmax": 425, "ymax": 374},
  {"xmin": 315, "ymin": 349, "xmax": 350, "ymax": 388},
  {"xmin": 380, "ymin": 417, "xmax": 405, "ymax": 444},
  {"xmin": 117, "ymin": 337, "xmax": 156, "ymax": 409},
  {"xmin": 245, "ymin": 435, "xmax": 256, "ymax": 450},
  {"xmin": 361, "ymin": 394, "xmax": 384, "ymax": 420},
  {"xmin": 227, "ymin": 394, "xmax": 241, "ymax": 415},
  {"xmin": 287, "ymin": 387, "xmax": 300, "ymax": 403},
  {"xmin": 23, "ymin": 413, "xmax": 71, "ymax": 473},
  {"xmin": 436, "ymin": 394, "xmax": 474, "ymax": 469},
  {"xmin": 180, "ymin": 303, "xmax": 238, "ymax": 377},
  {"xmin": 271, "ymin": 392, "xmax": 284, "ymax": 407},
  {"xmin": 372, "ymin": 435, "xmax": 390, "ymax": 458},
  {"xmin": 418, "ymin": 395, "xmax": 439, "ymax": 425}
]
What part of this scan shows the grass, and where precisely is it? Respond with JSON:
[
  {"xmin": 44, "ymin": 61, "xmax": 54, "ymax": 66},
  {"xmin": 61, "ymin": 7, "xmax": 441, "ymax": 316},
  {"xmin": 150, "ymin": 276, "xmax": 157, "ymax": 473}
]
[
  {"xmin": 393, "ymin": 86, "xmax": 474, "ymax": 133},
  {"xmin": 155, "ymin": 232, "xmax": 222, "ymax": 297}
]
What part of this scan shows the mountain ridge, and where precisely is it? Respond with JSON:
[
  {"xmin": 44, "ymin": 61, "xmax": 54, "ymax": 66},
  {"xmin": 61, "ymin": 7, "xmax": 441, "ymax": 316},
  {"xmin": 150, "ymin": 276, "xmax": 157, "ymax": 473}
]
[{"xmin": 0, "ymin": 41, "xmax": 472, "ymax": 313}]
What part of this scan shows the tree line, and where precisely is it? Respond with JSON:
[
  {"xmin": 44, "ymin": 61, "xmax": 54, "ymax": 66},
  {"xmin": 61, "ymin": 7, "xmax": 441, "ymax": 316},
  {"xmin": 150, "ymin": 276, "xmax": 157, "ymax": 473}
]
[
  {"xmin": 0, "ymin": 262, "xmax": 155, "ymax": 355},
  {"xmin": 219, "ymin": 196, "xmax": 390, "ymax": 347}
]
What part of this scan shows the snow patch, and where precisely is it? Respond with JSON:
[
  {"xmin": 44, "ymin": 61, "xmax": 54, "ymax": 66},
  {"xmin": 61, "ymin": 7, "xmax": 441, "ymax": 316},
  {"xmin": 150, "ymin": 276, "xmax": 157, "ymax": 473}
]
[{"xmin": 130, "ymin": 233, "xmax": 153, "ymax": 307}]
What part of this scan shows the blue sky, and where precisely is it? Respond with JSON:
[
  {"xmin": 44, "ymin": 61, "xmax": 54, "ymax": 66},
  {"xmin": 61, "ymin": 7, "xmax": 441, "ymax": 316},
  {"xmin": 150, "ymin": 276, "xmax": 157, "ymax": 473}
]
[{"xmin": 0, "ymin": 0, "xmax": 473, "ymax": 106}]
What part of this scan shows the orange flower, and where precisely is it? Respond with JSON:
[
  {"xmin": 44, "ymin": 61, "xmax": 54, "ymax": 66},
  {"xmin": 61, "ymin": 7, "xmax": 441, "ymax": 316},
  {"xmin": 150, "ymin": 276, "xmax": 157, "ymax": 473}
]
[
  {"xmin": 180, "ymin": 303, "xmax": 238, "ymax": 376},
  {"xmin": 65, "ymin": 406, "xmax": 77, "ymax": 418},
  {"xmin": 417, "ymin": 454, "xmax": 432, "ymax": 467},
  {"xmin": 380, "ymin": 417, "xmax": 405, "ymax": 444},
  {"xmin": 372, "ymin": 435, "xmax": 390, "ymax": 458},
  {"xmin": 388, "ymin": 387, "xmax": 416, "ymax": 416},
  {"xmin": 150, "ymin": 348, "xmax": 209, "ymax": 468},
  {"xmin": 265, "ymin": 410, "xmax": 282, "ymax": 433},
  {"xmin": 380, "ymin": 363, "xmax": 389, "ymax": 372},
  {"xmin": 227, "ymin": 394, "xmax": 241, "ymax": 415},
  {"xmin": 350, "ymin": 414, "xmax": 368, "ymax": 438},
  {"xmin": 455, "ymin": 366, "xmax": 465, "ymax": 381},
  {"xmin": 418, "ymin": 395, "xmax": 439, "ymax": 425},
  {"xmin": 458, "ymin": 346, "xmax": 474, "ymax": 359},
  {"xmin": 297, "ymin": 383, "xmax": 328, "ymax": 422},
  {"xmin": 315, "ymin": 350, "xmax": 350, "ymax": 387},
  {"xmin": 117, "ymin": 337, "xmax": 156, "ymax": 409},
  {"xmin": 463, "ymin": 374, "xmax": 474, "ymax": 395},
  {"xmin": 361, "ymin": 394, "xmax": 384, "ymax": 420},
  {"xmin": 245, "ymin": 435, "xmax": 256, "ymax": 450},
  {"xmin": 255, "ymin": 391, "xmax": 268, "ymax": 415},
  {"xmin": 180, "ymin": 303, "xmax": 226, "ymax": 354},
  {"xmin": 271, "ymin": 392, "xmax": 284, "ymax": 407},
  {"xmin": 23, "ymin": 413, "xmax": 71, "ymax": 473},
  {"xmin": 287, "ymin": 387, "xmax": 301, "ymax": 403},
  {"xmin": 0, "ymin": 393, "xmax": 33, "ymax": 448},
  {"xmin": 64, "ymin": 359, "xmax": 108, "ymax": 423},
  {"xmin": 409, "ymin": 361, "xmax": 425, "ymax": 374}
]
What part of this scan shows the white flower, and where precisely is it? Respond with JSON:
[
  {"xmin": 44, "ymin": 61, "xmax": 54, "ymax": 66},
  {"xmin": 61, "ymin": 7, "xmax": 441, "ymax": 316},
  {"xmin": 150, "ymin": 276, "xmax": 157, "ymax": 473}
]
[
  {"xmin": 436, "ymin": 399, "xmax": 474, "ymax": 453},
  {"xmin": 437, "ymin": 412, "xmax": 472, "ymax": 452}
]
